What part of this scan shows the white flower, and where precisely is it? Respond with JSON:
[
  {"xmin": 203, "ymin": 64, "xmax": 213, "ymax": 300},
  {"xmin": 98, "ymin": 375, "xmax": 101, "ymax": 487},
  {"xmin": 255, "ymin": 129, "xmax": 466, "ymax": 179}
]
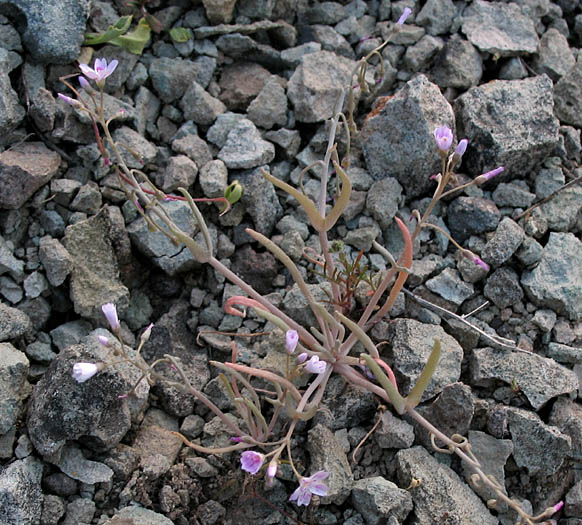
[
  {"xmin": 72, "ymin": 362, "xmax": 100, "ymax": 383},
  {"xmin": 305, "ymin": 355, "xmax": 327, "ymax": 374}
]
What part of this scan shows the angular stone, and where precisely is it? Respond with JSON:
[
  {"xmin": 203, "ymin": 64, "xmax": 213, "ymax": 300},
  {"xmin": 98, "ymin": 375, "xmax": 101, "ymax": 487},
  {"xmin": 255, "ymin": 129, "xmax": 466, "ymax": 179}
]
[
  {"xmin": 532, "ymin": 28, "xmax": 575, "ymax": 82},
  {"xmin": 351, "ymin": 476, "xmax": 413, "ymax": 525},
  {"xmin": 462, "ymin": 0, "xmax": 539, "ymax": 56},
  {"xmin": 484, "ymin": 267, "xmax": 523, "ymax": 309},
  {"xmin": 554, "ymin": 60, "xmax": 582, "ymax": 127},
  {"xmin": 426, "ymin": 268, "xmax": 474, "ymax": 306},
  {"xmin": 0, "ymin": 48, "xmax": 25, "ymax": 136},
  {"xmin": 180, "ymin": 81, "xmax": 226, "ymax": 126},
  {"xmin": 366, "ymin": 177, "xmax": 403, "ymax": 230},
  {"xmin": 455, "ymin": 76, "xmax": 559, "ymax": 182},
  {"xmin": 0, "ymin": 302, "xmax": 31, "ymax": 341},
  {"xmin": 218, "ymin": 120, "xmax": 275, "ymax": 169},
  {"xmin": 396, "ymin": 446, "xmax": 497, "ymax": 525},
  {"xmin": 0, "ymin": 142, "xmax": 61, "ymax": 209},
  {"xmin": 361, "ymin": 74, "xmax": 454, "ymax": 198},
  {"xmin": 0, "ymin": 343, "xmax": 29, "ymax": 434},
  {"xmin": 447, "ymin": 197, "xmax": 500, "ymax": 243},
  {"xmin": 470, "ymin": 346, "xmax": 578, "ymax": 410},
  {"xmin": 247, "ymin": 77, "xmax": 288, "ymax": 130},
  {"xmin": 218, "ymin": 62, "xmax": 272, "ymax": 111},
  {"xmin": 481, "ymin": 217, "xmax": 525, "ymax": 267},
  {"xmin": 522, "ymin": 232, "xmax": 582, "ymax": 321},
  {"xmin": 0, "ymin": 457, "xmax": 43, "ymax": 525}
]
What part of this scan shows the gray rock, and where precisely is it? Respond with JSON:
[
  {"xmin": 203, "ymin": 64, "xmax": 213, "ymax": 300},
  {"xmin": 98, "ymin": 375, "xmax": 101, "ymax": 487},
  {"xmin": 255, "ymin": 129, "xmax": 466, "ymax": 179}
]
[
  {"xmin": 49, "ymin": 320, "xmax": 92, "ymax": 352},
  {"xmin": 351, "ymin": 476, "xmax": 413, "ymax": 525},
  {"xmin": 206, "ymin": 113, "xmax": 250, "ymax": 148},
  {"xmin": 38, "ymin": 209, "xmax": 66, "ymax": 237},
  {"xmin": 361, "ymin": 74, "xmax": 454, "ymax": 198},
  {"xmin": 461, "ymin": 0, "xmax": 539, "ymax": 56},
  {"xmin": 215, "ymin": 33, "xmax": 282, "ymax": 69},
  {"xmin": 311, "ymin": 24, "xmax": 355, "ymax": 59},
  {"xmin": 565, "ymin": 480, "xmax": 582, "ymax": 518},
  {"xmin": 0, "ymin": 276, "xmax": 22, "ymax": 305},
  {"xmin": 180, "ymin": 81, "xmax": 226, "ymax": 126},
  {"xmin": 287, "ymin": 51, "xmax": 356, "ymax": 123},
  {"xmin": 481, "ymin": 218, "xmax": 525, "ymax": 267},
  {"xmin": 447, "ymin": 197, "xmax": 500, "ymax": 243},
  {"xmin": 386, "ymin": 318, "xmax": 464, "ymax": 401},
  {"xmin": 41, "ymin": 494, "xmax": 66, "ymax": 525},
  {"xmin": 110, "ymin": 126, "xmax": 157, "ymax": 169},
  {"xmin": 0, "ymin": 48, "xmax": 25, "ymax": 136},
  {"xmin": 62, "ymin": 497, "xmax": 96, "ymax": 525},
  {"xmin": 134, "ymin": 86, "xmax": 161, "ymax": 137},
  {"xmin": 515, "ymin": 236, "xmax": 543, "ymax": 267},
  {"xmin": 54, "ymin": 444, "xmax": 113, "ymax": 484},
  {"xmin": 415, "ymin": 0, "xmax": 456, "ymax": 35},
  {"xmin": 171, "ymin": 133, "xmax": 213, "ymax": 169},
  {"xmin": 159, "ymin": 155, "xmax": 198, "ymax": 193},
  {"xmin": 103, "ymin": 505, "xmax": 173, "ymax": 525},
  {"xmin": 141, "ymin": 301, "xmax": 210, "ymax": 417},
  {"xmin": 4, "ymin": 0, "xmax": 90, "ymax": 63},
  {"xmin": 132, "ymin": 423, "xmax": 184, "ymax": 478},
  {"xmin": 366, "ymin": 177, "xmax": 403, "ymax": 230},
  {"xmin": 0, "ymin": 235, "xmax": 24, "ymax": 281},
  {"xmin": 238, "ymin": 166, "xmax": 283, "ymax": 237},
  {"xmin": 531, "ymin": 308, "xmax": 557, "ymax": 333},
  {"xmin": 463, "ymin": 431, "xmax": 513, "ymax": 513},
  {"xmin": 402, "ymin": 35, "xmax": 444, "ymax": 72},
  {"xmin": 522, "ymin": 232, "xmax": 582, "ymax": 321},
  {"xmin": 23, "ymin": 270, "xmax": 48, "ymax": 299},
  {"xmin": 0, "ymin": 302, "xmax": 31, "ymax": 341},
  {"xmin": 426, "ymin": 268, "xmax": 474, "ymax": 306},
  {"xmin": 532, "ymin": 28, "xmax": 575, "ymax": 82},
  {"xmin": 375, "ymin": 410, "xmax": 415, "ymax": 449},
  {"xmin": 218, "ymin": 120, "xmax": 275, "ymax": 169},
  {"xmin": 538, "ymin": 183, "xmax": 582, "ymax": 232},
  {"xmin": 492, "ymin": 182, "xmax": 536, "ymax": 208},
  {"xmin": 470, "ymin": 346, "xmax": 578, "ymax": 410},
  {"xmin": 484, "ymin": 267, "xmax": 523, "ymax": 309},
  {"xmin": 69, "ymin": 183, "xmax": 102, "ymax": 214},
  {"xmin": 507, "ymin": 407, "xmax": 571, "ymax": 476},
  {"xmin": 264, "ymin": 129, "xmax": 301, "ymax": 158},
  {"xmin": 201, "ymin": 0, "xmax": 236, "ymax": 24},
  {"xmin": 307, "ymin": 2, "xmax": 346, "ymax": 24},
  {"xmin": 25, "ymin": 338, "xmax": 57, "ymax": 364},
  {"xmin": 280, "ymin": 42, "xmax": 322, "ymax": 68},
  {"xmin": 560, "ymin": 126, "xmax": 582, "ymax": 163},
  {"xmin": 128, "ymin": 200, "xmax": 212, "ymax": 276},
  {"xmin": 0, "ymin": 457, "xmax": 43, "ymax": 525},
  {"xmin": 62, "ymin": 208, "xmax": 129, "ymax": 321},
  {"xmin": 247, "ymin": 77, "xmax": 288, "ymax": 130},
  {"xmin": 396, "ymin": 446, "xmax": 498, "ymax": 525},
  {"xmin": 550, "ymin": 398, "xmax": 582, "ymax": 479},
  {"xmin": 547, "ymin": 343, "xmax": 582, "ymax": 364},
  {"xmin": 199, "ymin": 159, "xmax": 228, "ymax": 199},
  {"xmin": 456, "ymin": 76, "xmax": 559, "ymax": 182},
  {"xmin": 498, "ymin": 56, "xmax": 529, "ymax": 80},
  {"xmin": 282, "ymin": 282, "xmax": 333, "ymax": 327},
  {"xmin": 0, "ymin": 142, "xmax": 61, "ymax": 210},
  {"xmin": 231, "ymin": 245, "xmax": 279, "ymax": 295},
  {"xmin": 218, "ymin": 62, "xmax": 272, "ymax": 112},
  {"xmin": 149, "ymin": 57, "xmax": 216, "ymax": 103},
  {"xmin": 308, "ymin": 424, "xmax": 353, "ymax": 505},
  {"xmin": 0, "ymin": 343, "xmax": 29, "ymax": 435},
  {"xmin": 535, "ymin": 167, "xmax": 563, "ymax": 199}
]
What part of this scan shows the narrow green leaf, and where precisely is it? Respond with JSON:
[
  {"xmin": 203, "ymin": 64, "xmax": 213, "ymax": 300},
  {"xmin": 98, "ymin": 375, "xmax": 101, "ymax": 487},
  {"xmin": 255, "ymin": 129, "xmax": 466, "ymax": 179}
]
[
  {"xmin": 405, "ymin": 339, "xmax": 441, "ymax": 410},
  {"xmin": 110, "ymin": 17, "xmax": 151, "ymax": 55},
  {"xmin": 83, "ymin": 15, "xmax": 132, "ymax": 45}
]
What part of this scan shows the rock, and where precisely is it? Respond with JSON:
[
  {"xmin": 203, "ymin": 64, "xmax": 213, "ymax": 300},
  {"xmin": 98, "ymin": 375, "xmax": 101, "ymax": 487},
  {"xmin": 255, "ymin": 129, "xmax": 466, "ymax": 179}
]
[
  {"xmin": 310, "ymin": 25, "xmax": 355, "ymax": 59},
  {"xmin": 0, "ymin": 343, "xmax": 29, "ymax": 434},
  {"xmin": 538, "ymin": 183, "xmax": 582, "ymax": 232},
  {"xmin": 282, "ymin": 282, "xmax": 332, "ymax": 328},
  {"xmin": 0, "ymin": 457, "xmax": 44, "ymax": 525},
  {"xmin": 62, "ymin": 208, "xmax": 129, "ymax": 321},
  {"xmin": 0, "ymin": 48, "xmax": 25, "ymax": 136},
  {"xmin": 521, "ymin": 233, "xmax": 582, "ymax": 321},
  {"xmin": 461, "ymin": 0, "xmax": 539, "ymax": 56},
  {"xmin": 0, "ymin": 236, "xmax": 24, "ymax": 282},
  {"xmin": 149, "ymin": 57, "xmax": 216, "ymax": 103},
  {"xmin": 218, "ymin": 62, "xmax": 272, "ymax": 111},
  {"xmin": 218, "ymin": 120, "xmax": 275, "ymax": 169},
  {"xmin": 306, "ymin": 2, "xmax": 346, "ymax": 24},
  {"xmin": 41, "ymin": 494, "xmax": 66, "ymax": 524},
  {"xmin": 215, "ymin": 33, "xmax": 282, "ymax": 69},
  {"xmin": 402, "ymin": 35, "xmax": 444, "ymax": 72},
  {"xmin": 416, "ymin": 0, "xmax": 456, "ymax": 35},
  {"xmin": 308, "ymin": 424, "xmax": 353, "ymax": 505},
  {"xmin": 4, "ymin": 0, "xmax": 90, "ymax": 63},
  {"xmin": 281, "ymin": 42, "xmax": 322, "ymax": 68},
  {"xmin": 141, "ymin": 301, "xmax": 210, "ymax": 417},
  {"xmin": 470, "ymin": 346, "xmax": 578, "ymax": 410},
  {"xmin": 171, "ymin": 133, "xmax": 213, "ymax": 169},
  {"xmin": 515, "ymin": 236, "xmax": 543, "ymax": 267},
  {"xmin": 49, "ymin": 320, "xmax": 92, "ymax": 352},
  {"xmin": 134, "ymin": 86, "xmax": 161, "ymax": 137},
  {"xmin": 565, "ymin": 480, "xmax": 582, "ymax": 518},
  {"xmin": 180, "ymin": 81, "xmax": 226, "ymax": 126},
  {"xmin": 247, "ymin": 77, "xmax": 288, "ymax": 130},
  {"xmin": 27, "ymin": 332, "xmax": 149, "ymax": 459},
  {"xmin": 375, "ymin": 410, "xmax": 415, "ymax": 449},
  {"xmin": 365, "ymin": 177, "xmax": 403, "ymax": 230},
  {"xmin": 199, "ymin": 159, "xmax": 228, "ymax": 199},
  {"xmin": 231, "ymin": 245, "xmax": 279, "ymax": 295},
  {"xmin": 0, "ymin": 142, "xmax": 61, "ymax": 209},
  {"xmin": 425, "ymin": 268, "xmax": 474, "ymax": 306},
  {"xmin": 159, "ymin": 155, "xmax": 198, "ymax": 193},
  {"xmin": 0, "ymin": 302, "xmax": 32, "ymax": 341},
  {"xmin": 133, "ymin": 424, "xmax": 183, "ymax": 477},
  {"xmin": 53, "ymin": 444, "xmax": 113, "ymax": 484},
  {"xmin": 287, "ymin": 50, "xmax": 356, "ymax": 123},
  {"xmin": 361, "ymin": 74, "xmax": 454, "ymax": 198},
  {"xmin": 385, "ymin": 318, "xmax": 464, "ymax": 401},
  {"xmin": 532, "ymin": 28, "xmax": 575, "ymax": 82},
  {"xmin": 554, "ymin": 60, "xmax": 582, "ymax": 127},
  {"xmin": 396, "ymin": 446, "xmax": 498, "ymax": 525},
  {"xmin": 549, "ymin": 398, "xmax": 582, "ymax": 476},
  {"xmin": 507, "ymin": 407, "xmax": 571, "ymax": 476},
  {"xmin": 455, "ymin": 76, "xmax": 559, "ymax": 182},
  {"xmin": 481, "ymin": 217, "xmax": 525, "ymax": 267},
  {"xmin": 127, "ymin": 200, "xmax": 209, "ymax": 276},
  {"xmin": 110, "ymin": 126, "xmax": 157, "ymax": 169},
  {"xmin": 491, "ymin": 183, "xmax": 536, "ymax": 208},
  {"xmin": 103, "ymin": 506, "xmax": 173, "ymax": 525},
  {"xmin": 547, "ymin": 343, "xmax": 582, "ymax": 364},
  {"xmin": 351, "ymin": 476, "xmax": 413, "ymax": 525},
  {"xmin": 264, "ymin": 129, "xmax": 301, "ymax": 158},
  {"xmin": 201, "ymin": 0, "xmax": 237, "ymax": 24},
  {"xmin": 447, "ymin": 197, "xmax": 500, "ymax": 243},
  {"xmin": 462, "ymin": 431, "xmax": 513, "ymax": 513},
  {"xmin": 62, "ymin": 497, "xmax": 96, "ymax": 525},
  {"xmin": 484, "ymin": 267, "xmax": 523, "ymax": 309}
]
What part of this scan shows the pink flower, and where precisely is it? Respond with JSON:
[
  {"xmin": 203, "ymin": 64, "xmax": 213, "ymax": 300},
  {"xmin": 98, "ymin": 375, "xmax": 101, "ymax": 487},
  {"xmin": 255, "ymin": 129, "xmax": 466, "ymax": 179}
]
[
  {"xmin": 297, "ymin": 352, "xmax": 308, "ymax": 363},
  {"xmin": 289, "ymin": 471, "xmax": 329, "ymax": 506},
  {"xmin": 79, "ymin": 58, "xmax": 118, "ymax": 86},
  {"xmin": 79, "ymin": 76, "xmax": 90, "ymax": 90},
  {"xmin": 481, "ymin": 166, "xmax": 504, "ymax": 181},
  {"xmin": 97, "ymin": 335, "xmax": 111, "ymax": 347},
  {"xmin": 102, "ymin": 303, "xmax": 120, "ymax": 333},
  {"xmin": 267, "ymin": 461, "xmax": 278, "ymax": 479},
  {"xmin": 397, "ymin": 7, "xmax": 412, "ymax": 25},
  {"xmin": 305, "ymin": 355, "xmax": 327, "ymax": 374},
  {"xmin": 57, "ymin": 93, "xmax": 81, "ymax": 108},
  {"xmin": 455, "ymin": 139, "xmax": 468, "ymax": 157},
  {"xmin": 434, "ymin": 126, "xmax": 453, "ymax": 152},
  {"xmin": 72, "ymin": 362, "xmax": 100, "ymax": 383},
  {"xmin": 473, "ymin": 256, "xmax": 489, "ymax": 271},
  {"xmin": 240, "ymin": 451, "xmax": 265, "ymax": 475},
  {"xmin": 286, "ymin": 329, "xmax": 299, "ymax": 353},
  {"xmin": 552, "ymin": 501, "xmax": 564, "ymax": 514}
]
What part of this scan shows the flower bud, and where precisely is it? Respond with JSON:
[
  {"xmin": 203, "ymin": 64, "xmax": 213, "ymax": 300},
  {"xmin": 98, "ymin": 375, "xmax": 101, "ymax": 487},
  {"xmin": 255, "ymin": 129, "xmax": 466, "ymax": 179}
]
[
  {"xmin": 397, "ymin": 7, "xmax": 412, "ymax": 25},
  {"xmin": 285, "ymin": 329, "xmax": 299, "ymax": 353},
  {"xmin": 101, "ymin": 303, "xmax": 120, "ymax": 333},
  {"xmin": 434, "ymin": 126, "xmax": 453, "ymax": 152},
  {"xmin": 455, "ymin": 139, "xmax": 468, "ymax": 157},
  {"xmin": 297, "ymin": 352, "xmax": 308, "ymax": 363},
  {"xmin": 72, "ymin": 362, "xmax": 102, "ymax": 383},
  {"xmin": 474, "ymin": 166, "xmax": 504, "ymax": 185},
  {"xmin": 140, "ymin": 323, "xmax": 154, "ymax": 345}
]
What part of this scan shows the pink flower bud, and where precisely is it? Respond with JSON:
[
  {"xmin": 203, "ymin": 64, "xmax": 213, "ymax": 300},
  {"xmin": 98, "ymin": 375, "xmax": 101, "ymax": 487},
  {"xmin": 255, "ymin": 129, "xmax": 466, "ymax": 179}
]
[
  {"xmin": 455, "ymin": 139, "xmax": 468, "ymax": 157},
  {"xmin": 79, "ymin": 76, "xmax": 90, "ymax": 90},
  {"xmin": 434, "ymin": 126, "xmax": 453, "ymax": 152},
  {"xmin": 101, "ymin": 303, "xmax": 120, "ymax": 332},
  {"xmin": 240, "ymin": 451, "xmax": 265, "ymax": 475},
  {"xmin": 97, "ymin": 335, "xmax": 111, "ymax": 347},
  {"xmin": 140, "ymin": 323, "xmax": 154, "ymax": 344},
  {"xmin": 267, "ymin": 461, "xmax": 278, "ymax": 479},
  {"xmin": 57, "ymin": 93, "xmax": 81, "ymax": 108},
  {"xmin": 397, "ymin": 7, "xmax": 412, "ymax": 25},
  {"xmin": 297, "ymin": 352, "xmax": 308, "ymax": 363},
  {"xmin": 305, "ymin": 355, "xmax": 327, "ymax": 374},
  {"xmin": 475, "ymin": 166, "xmax": 504, "ymax": 184},
  {"xmin": 285, "ymin": 329, "xmax": 299, "ymax": 353},
  {"xmin": 72, "ymin": 362, "xmax": 101, "ymax": 383}
]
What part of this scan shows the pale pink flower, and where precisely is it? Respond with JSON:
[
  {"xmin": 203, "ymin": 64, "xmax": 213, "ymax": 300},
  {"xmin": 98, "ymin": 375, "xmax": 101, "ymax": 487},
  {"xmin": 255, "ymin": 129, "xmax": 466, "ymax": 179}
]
[
  {"xmin": 297, "ymin": 352, "xmax": 308, "ymax": 363},
  {"xmin": 72, "ymin": 362, "xmax": 100, "ymax": 383},
  {"xmin": 473, "ymin": 256, "xmax": 489, "ymax": 271},
  {"xmin": 240, "ymin": 451, "xmax": 265, "ymax": 475},
  {"xmin": 434, "ymin": 126, "xmax": 453, "ymax": 152},
  {"xmin": 305, "ymin": 355, "xmax": 327, "ymax": 374},
  {"xmin": 79, "ymin": 58, "xmax": 118, "ymax": 85},
  {"xmin": 397, "ymin": 7, "xmax": 412, "ymax": 25},
  {"xmin": 285, "ymin": 329, "xmax": 299, "ymax": 353},
  {"xmin": 289, "ymin": 471, "xmax": 329, "ymax": 506},
  {"xmin": 267, "ymin": 461, "xmax": 278, "ymax": 479},
  {"xmin": 57, "ymin": 93, "xmax": 81, "ymax": 108},
  {"xmin": 101, "ymin": 303, "xmax": 120, "ymax": 332},
  {"xmin": 140, "ymin": 323, "xmax": 154, "ymax": 344},
  {"xmin": 455, "ymin": 139, "xmax": 468, "ymax": 157},
  {"xmin": 97, "ymin": 335, "xmax": 111, "ymax": 347}
]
